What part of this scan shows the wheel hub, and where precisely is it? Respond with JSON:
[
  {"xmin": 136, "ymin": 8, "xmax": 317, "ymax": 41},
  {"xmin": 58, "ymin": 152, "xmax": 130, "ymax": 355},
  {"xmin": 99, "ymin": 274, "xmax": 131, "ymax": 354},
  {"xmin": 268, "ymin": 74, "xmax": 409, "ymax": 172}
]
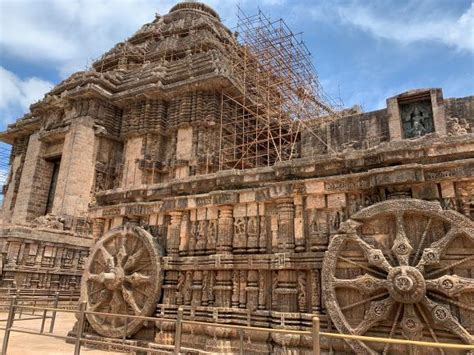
[
  {"xmin": 103, "ymin": 267, "xmax": 125, "ymax": 291},
  {"xmin": 387, "ymin": 266, "xmax": 425, "ymax": 304}
]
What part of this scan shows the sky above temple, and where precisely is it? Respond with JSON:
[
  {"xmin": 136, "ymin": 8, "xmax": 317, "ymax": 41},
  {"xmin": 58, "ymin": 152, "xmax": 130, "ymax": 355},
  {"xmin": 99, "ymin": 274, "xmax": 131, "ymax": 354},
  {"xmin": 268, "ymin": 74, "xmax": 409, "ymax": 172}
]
[{"xmin": 0, "ymin": 0, "xmax": 473, "ymax": 132}]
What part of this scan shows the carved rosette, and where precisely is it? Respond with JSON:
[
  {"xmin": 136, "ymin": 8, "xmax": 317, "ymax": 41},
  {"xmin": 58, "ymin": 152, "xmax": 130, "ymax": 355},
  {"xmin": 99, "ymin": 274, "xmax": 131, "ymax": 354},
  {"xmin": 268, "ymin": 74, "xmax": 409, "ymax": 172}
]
[
  {"xmin": 322, "ymin": 199, "xmax": 474, "ymax": 354},
  {"xmin": 81, "ymin": 223, "xmax": 163, "ymax": 338}
]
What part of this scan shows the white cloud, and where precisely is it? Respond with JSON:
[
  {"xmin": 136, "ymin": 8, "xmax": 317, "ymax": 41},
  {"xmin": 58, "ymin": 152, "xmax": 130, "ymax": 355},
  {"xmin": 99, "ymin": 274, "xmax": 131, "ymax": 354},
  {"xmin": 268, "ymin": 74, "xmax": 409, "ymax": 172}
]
[
  {"xmin": 308, "ymin": 1, "xmax": 474, "ymax": 53},
  {"xmin": 0, "ymin": 0, "xmax": 239, "ymax": 78},
  {"xmin": 0, "ymin": 66, "xmax": 53, "ymax": 126}
]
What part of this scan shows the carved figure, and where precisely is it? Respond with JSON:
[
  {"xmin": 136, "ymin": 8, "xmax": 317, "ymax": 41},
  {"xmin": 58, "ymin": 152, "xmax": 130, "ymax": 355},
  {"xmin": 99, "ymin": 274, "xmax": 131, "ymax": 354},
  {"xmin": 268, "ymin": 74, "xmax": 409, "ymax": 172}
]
[
  {"xmin": 322, "ymin": 199, "xmax": 474, "ymax": 353},
  {"xmin": 81, "ymin": 224, "xmax": 163, "ymax": 338}
]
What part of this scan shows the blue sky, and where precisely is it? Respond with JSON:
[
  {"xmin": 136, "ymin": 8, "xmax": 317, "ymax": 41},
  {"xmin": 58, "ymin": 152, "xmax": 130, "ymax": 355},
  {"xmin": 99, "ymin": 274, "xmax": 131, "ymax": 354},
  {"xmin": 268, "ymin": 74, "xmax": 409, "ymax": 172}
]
[{"xmin": 0, "ymin": 0, "xmax": 473, "ymax": 136}]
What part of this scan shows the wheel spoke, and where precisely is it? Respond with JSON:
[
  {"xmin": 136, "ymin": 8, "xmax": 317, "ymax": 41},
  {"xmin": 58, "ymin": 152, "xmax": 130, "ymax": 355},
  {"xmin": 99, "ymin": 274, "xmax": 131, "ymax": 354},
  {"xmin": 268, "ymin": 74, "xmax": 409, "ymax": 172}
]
[
  {"xmin": 88, "ymin": 287, "xmax": 106, "ymax": 298},
  {"xmin": 429, "ymin": 292, "xmax": 474, "ymax": 312},
  {"xmin": 391, "ymin": 213, "xmax": 413, "ymax": 266},
  {"xmin": 89, "ymin": 290, "xmax": 112, "ymax": 311},
  {"xmin": 416, "ymin": 227, "xmax": 463, "ymax": 273},
  {"xmin": 426, "ymin": 274, "xmax": 474, "ymax": 297},
  {"xmin": 422, "ymin": 296, "xmax": 473, "ymax": 344},
  {"xmin": 415, "ymin": 303, "xmax": 445, "ymax": 355},
  {"xmin": 427, "ymin": 255, "xmax": 474, "ymax": 278},
  {"xmin": 122, "ymin": 286, "xmax": 142, "ymax": 315},
  {"xmin": 116, "ymin": 244, "xmax": 128, "ymax": 267},
  {"xmin": 128, "ymin": 236, "xmax": 140, "ymax": 255},
  {"xmin": 337, "ymin": 255, "xmax": 386, "ymax": 278},
  {"xmin": 353, "ymin": 297, "xmax": 395, "ymax": 335},
  {"xmin": 412, "ymin": 218, "xmax": 433, "ymax": 265},
  {"xmin": 125, "ymin": 272, "xmax": 151, "ymax": 286},
  {"xmin": 99, "ymin": 246, "xmax": 115, "ymax": 268},
  {"xmin": 124, "ymin": 248, "xmax": 146, "ymax": 272},
  {"xmin": 340, "ymin": 292, "xmax": 389, "ymax": 312},
  {"xmin": 349, "ymin": 234, "xmax": 392, "ymax": 273},
  {"xmin": 382, "ymin": 304, "xmax": 403, "ymax": 355},
  {"xmin": 110, "ymin": 289, "xmax": 126, "ymax": 328},
  {"xmin": 133, "ymin": 287, "xmax": 149, "ymax": 299},
  {"xmin": 333, "ymin": 274, "xmax": 388, "ymax": 295},
  {"xmin": 87, "ymin": 273, "xmax": 104, "ymax": 284},
  {"xmin": 400, "ymin": 304, "xmax": 423, "ymax": 341}
]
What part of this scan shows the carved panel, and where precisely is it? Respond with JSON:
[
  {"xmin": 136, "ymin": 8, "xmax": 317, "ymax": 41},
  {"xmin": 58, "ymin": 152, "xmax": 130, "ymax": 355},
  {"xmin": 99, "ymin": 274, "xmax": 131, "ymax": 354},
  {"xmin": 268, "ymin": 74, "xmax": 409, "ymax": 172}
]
[{"xmin": 400, "ymin": 99, "xmax": 434, "ymax": 139}]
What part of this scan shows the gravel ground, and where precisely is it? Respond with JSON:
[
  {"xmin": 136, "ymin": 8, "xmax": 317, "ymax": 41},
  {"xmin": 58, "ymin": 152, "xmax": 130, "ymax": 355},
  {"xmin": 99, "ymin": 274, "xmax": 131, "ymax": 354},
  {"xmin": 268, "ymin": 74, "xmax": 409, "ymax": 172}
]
[{"xmin": 0, "ymin": 311, "xmax": 122, "ymax": 355}]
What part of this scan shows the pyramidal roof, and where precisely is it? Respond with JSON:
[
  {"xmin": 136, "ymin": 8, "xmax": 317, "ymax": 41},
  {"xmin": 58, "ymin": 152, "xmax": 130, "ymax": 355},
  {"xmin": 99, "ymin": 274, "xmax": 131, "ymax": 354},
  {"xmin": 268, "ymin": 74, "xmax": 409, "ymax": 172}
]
[{"xmin": 38, "ymin": 2, "xmax": 237, "ymax": 109}]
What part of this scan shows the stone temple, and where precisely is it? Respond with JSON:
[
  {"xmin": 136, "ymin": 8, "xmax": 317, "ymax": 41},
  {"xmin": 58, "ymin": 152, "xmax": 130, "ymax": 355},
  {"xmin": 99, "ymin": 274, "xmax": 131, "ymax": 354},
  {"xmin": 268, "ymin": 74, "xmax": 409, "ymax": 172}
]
[{"xmin": 0, "ymin": 1, "xmax": 473, "ymax": 353}]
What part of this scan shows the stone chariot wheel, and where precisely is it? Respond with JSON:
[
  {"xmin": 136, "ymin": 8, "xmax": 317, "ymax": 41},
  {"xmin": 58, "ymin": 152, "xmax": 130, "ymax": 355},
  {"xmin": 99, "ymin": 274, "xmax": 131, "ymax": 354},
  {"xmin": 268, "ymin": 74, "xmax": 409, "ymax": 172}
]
[
  {"xmin": 81, "ymin": 224, "xmax": 163, "ymax": 338},
  {"xmin": 322, "ymin": 199, "xmax": 474, "ymax": 354}
]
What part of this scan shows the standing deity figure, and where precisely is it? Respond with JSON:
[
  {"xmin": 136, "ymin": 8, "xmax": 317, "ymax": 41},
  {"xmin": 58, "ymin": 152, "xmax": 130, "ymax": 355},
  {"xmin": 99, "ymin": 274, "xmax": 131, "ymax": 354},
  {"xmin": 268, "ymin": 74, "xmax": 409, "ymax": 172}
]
[{"xmin": 410, "ymin": 108, "xmax": 427, "ymax": 137}]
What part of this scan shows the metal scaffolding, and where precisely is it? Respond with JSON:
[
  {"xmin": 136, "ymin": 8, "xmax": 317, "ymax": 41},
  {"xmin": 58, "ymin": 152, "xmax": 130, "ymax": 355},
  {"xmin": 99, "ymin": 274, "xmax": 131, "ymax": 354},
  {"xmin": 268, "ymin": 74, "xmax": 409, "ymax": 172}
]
[
  {"xmin": 89, "ymin": 5, "xmax": 340, "ymax": 173},
  {"xmin": 0, "ymin": 144, "xmax": 11, "ymax": 203},
  {"xmin": 218, "ymin": 7, "xmax": 338, "ymax": 170}
]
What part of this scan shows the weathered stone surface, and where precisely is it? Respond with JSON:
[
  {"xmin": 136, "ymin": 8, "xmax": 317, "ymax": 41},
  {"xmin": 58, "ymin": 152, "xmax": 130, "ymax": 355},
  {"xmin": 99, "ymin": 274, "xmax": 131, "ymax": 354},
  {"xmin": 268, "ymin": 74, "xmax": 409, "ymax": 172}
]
[{"xmin": 0, "ymin": 1, "xmax": 472, "ymax": 353}]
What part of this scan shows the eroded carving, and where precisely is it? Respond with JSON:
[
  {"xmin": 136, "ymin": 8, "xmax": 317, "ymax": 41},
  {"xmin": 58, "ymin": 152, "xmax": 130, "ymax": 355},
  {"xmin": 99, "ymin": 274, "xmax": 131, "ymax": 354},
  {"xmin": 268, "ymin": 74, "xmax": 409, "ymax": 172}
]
[{"xmin": 322, "ymin": 199, "xmax": 474, "ymax": 353}]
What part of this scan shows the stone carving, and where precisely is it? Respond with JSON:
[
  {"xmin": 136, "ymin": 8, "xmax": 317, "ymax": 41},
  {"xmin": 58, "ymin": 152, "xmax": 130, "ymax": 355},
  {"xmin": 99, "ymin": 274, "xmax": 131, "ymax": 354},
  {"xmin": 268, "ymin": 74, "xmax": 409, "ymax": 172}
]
[
  {"xmin": 0, "ymin": 0, "xmax": 472, "ymax": 353},
  {"xmin": 400, "ymin": 100, "xmax": 434, "ymax": 139},
  {"xmin": 195, "ymin": 220, "xmax": 207, "ymax": 255},
  {"xmin": 32, "ymin": 214, "xmax": 65, "ymax": 230},
  {"xmin": 322, "ymin": 199, "xmax": 474, "ymax": 353},
  {"xmin": 297, "ymin": 271, "xmax": 306, "ymax": 312},
  {"xmin": 247, "ymin": 216, "xmax": 259, "ymax": 253},
  {"xmin": 447, "ymin": 116, "xmax": 470, "ymax": 135},
  {"xmin": 176, "ymin": 272, "xmax": 186, "ymax": 305},
  {"xmin": 81, "ymin": 224, "xmax": 163, "ymax": 338},
  {"xmin": 233, "ymin": 217, "xmax": 247, "ymax": 253},
  {"xmin": 206, "ymin": 220, "xmax": 217, "ymax": 254}
]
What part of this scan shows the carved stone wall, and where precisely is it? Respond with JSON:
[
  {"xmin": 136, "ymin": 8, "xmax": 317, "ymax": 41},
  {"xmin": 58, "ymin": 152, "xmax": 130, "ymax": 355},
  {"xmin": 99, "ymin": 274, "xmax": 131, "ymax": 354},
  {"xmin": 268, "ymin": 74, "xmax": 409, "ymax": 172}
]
[{"xmin": 0, "ymin": 2, "xmax": 472, "ymax": 354}]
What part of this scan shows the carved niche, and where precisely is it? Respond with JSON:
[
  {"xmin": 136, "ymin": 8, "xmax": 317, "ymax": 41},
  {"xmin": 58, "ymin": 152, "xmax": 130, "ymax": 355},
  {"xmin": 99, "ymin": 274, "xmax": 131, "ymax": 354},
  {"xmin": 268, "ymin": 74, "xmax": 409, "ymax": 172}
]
[{"xmin": 399, "ymin": 99, "xmax": 434, "ymax": 139}]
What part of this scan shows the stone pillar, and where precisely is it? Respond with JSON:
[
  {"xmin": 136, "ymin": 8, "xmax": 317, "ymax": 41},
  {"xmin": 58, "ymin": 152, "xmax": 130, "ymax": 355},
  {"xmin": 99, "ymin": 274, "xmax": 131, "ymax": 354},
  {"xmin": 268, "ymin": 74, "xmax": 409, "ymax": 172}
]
[
  {"xmin": 191, "ymin": 270, "xmax": 203, "ymax": 307},
  {"xmin": 294, "ymin": 194, "xmax": 305, "ymax": 252},
  {"xmin": 12, "ymin": 133, "xmax": 47, "ymax": 224},
  {"xmin": 431, "ymin": 89, "xmax": 447, "ymax": 136},
  {"xmin": 92, "ymin": 218, "xmax": 105, "ymax": 239},
  {"xmin": 7, "ymin": 242, "xmax": 21, "ymax": 266},
  {"xmin": 275, "ymin": 270, "xmax": 297, "ymax": 312},
  {"xmin": 121, "ymin": 137, "xmax": 143, "ymax": 188},
  {"xmin": 257, "ymin": 270, "xmax": 266, "ymax": 310},
  {"xmin": 310, "ymin": 269, "xmax": 321, "ymax": 313},
  {"xmin": 178, "ymin": 211, "xmax": 190, "ymax": 256},
  {"xmin": 184, "ymin": 270, "xmax": 193, "ymax": 306},
  {"xmin": 246, "ymin": 270, "xmax": 259, "ymax": 311},
  {"xmin": 2, "ymin": 154, "xmax": 24, "ymax": 223},
  {"xmin": 214, "ymin": 270, "xmax": 232, "ymax": 308},
  {"xmin": 52, "ymin": 120, "xmax": 96, "ymax": 217},
  {"xmin": 239, "ymin": 270, "xmax": 247, "ymax": 308},
  {"xmin": 167, "ymin": 211, "xmax": 182, "ymax": 256},
  {"xmin": 231, "ymin": 270, "xmax": 239, "ymax": 308},
  {"xmin": 217, "ymin": 205, "xmax": 233, "ymax": 253},
  {"xmin": 277, "ymin": 199, "xmax": 295, "ymax": 252}
]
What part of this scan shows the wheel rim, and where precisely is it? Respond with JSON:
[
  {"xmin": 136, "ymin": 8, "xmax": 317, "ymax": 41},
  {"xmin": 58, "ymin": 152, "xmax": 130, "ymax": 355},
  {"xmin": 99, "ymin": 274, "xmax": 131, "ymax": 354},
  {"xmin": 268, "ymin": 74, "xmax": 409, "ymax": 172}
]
[
  {"xmin": 81, "ymin": 224, "xmax": 163, "ymax": 338},
  {"xmin": 322, "ymin": 199, "xmax": 474, "ymax": 354}
]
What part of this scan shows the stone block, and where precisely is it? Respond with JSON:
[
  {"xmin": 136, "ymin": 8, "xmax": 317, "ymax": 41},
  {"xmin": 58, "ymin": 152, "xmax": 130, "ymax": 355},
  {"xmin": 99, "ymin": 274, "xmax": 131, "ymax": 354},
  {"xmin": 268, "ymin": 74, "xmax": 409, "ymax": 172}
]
[
  {"xmin": 233, "ymin": 204, "xmax": 246, "ymax": 217},
  {"xmin": 207, "ymin": 207, "xmax": 218, "ymax": 220},
  {"xmin": 306, "ymin": 194, "xmax": 325, "ymax": 209},
  {"xmin": 440, "ymin": 181, "xmax": 456, "ymax": 198},
  {"xmin": 246, "ymin": 202, "xmax": 258, "ymax": 216},
  {"xmin": 176, "ymin": 127, "xmax": 193, "ymax": 160},
  {"xmin": 412, "ymin": 183, "xmax": 439, "ymax": 200},
  {"xmin": 112, "ymin": 216, "xmax": 123, "ymax": 228},
  {"xmin": 305, "ymin": 180, "xmax": 324, "ymax": 194},
  {"xmin": 327, "ymin": 193, "xmax": 346, "ymax": 209},
  {"xmin": 240, "ymin": 191, "xmax": 256, "ymax": 203},
  {"xmin": 197, "ymin": 208, "xmax": 207, "ymax": 221}
]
